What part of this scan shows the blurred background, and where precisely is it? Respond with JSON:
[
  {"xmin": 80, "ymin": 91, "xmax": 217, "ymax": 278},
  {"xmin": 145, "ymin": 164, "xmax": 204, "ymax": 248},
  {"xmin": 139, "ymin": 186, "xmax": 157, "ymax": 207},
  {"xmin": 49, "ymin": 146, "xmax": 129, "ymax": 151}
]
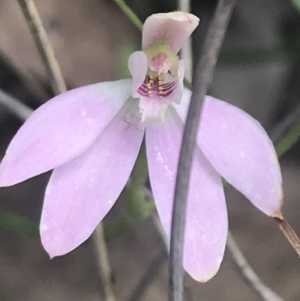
[{"xmin": 0, "ymin": 0, "xmax": 300, "ymax": 300}]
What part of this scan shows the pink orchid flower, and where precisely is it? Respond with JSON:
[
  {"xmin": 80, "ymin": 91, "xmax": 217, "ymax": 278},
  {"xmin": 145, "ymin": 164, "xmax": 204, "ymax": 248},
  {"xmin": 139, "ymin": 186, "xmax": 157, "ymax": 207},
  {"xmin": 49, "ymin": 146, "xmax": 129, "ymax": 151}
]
[{"xmin": 0, "ymin": 12, "xmax": 282, "ymax": 282}]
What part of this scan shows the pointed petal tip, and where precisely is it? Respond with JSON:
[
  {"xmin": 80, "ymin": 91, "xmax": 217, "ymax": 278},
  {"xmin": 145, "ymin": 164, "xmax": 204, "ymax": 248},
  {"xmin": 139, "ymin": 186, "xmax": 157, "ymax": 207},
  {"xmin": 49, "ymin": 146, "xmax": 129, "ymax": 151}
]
[
  {"xmin": 271, "ymin": 207, "xmax": 283, "ymax": 219},
  {"xmin": 41, "ymin": 233, "xmax": 73, "ymax": 259},
  {"xmin": 45, "ymin": 247, "xmax": 66, "ymax": 260}
]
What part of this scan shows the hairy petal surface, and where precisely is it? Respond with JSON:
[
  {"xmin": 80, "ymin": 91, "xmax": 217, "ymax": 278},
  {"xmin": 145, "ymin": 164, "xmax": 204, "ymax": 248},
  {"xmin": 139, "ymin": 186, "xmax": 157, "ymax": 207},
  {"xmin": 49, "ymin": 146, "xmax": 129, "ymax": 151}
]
[
  {"xmin": 0, "ymin": 80, "xmax": 132, "ymax": 186},
  {"xmin": 128, "ymin": 51, "xmax": 148, "ymax": 98},
  {"xmin": 146, "ymin": 107, "xmax": 227, "ymax": 282},
  {"xmin": 174, "ymin": 89, "xmax": 282, "ymax": 216},
  {"xmin": 142, "ymin": 12, "xmax": 199, "ymax": 53},
  {"xmin": 40, "ymin": 99, "xmax": 144, "ymax": 257}
]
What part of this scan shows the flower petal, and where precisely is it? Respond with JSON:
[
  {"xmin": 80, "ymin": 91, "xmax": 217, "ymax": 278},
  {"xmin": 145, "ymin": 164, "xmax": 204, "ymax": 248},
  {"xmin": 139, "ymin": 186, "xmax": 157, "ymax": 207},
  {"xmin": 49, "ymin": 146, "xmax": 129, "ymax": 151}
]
[
  {"xmin": 128, "ymin": 51, "xmax": 148, "ymax": 98},
  {"xmin": 40, "ymin": 99, "xmax": 145, "ymax": 257},
  {"xmin": 174, "ymin": 89, "xmax": 283, "ymax": 217},
  {"xmin": 146, "ymin": 107, "xmax": 227, "ymax": 282},
  {"xmin": 142, "ymin": 12, "xmax": 199, "ymax": 53},
  {"xmin": 164, "ymin": 59, "xmax": 185, "ymax": 105},
  {"xmin": 0, "ymin": 79, "xmax": 132, "ymax": 186},
  {"xmin": 139, "ymin": 96, "xmax": 168, "ymax": 123}
]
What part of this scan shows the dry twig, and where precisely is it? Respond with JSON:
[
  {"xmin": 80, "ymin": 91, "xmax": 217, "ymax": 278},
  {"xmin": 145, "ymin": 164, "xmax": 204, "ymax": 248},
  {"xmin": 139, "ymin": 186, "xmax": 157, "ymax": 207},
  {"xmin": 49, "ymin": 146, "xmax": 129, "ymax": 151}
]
[
  {"xmin": 227, "ymin": 233, "xmax": 285, "ymax": 301},
  {"xmin": 0, "ymin": 89, "xmax": 32, "ymax": 120},
  {"xmin": 17, "ymin": 0, "xmax": 67, "ymax": 94},
  {"xmin": 93, "ymin": 224, "xmax": 116, "ymax": 301}
]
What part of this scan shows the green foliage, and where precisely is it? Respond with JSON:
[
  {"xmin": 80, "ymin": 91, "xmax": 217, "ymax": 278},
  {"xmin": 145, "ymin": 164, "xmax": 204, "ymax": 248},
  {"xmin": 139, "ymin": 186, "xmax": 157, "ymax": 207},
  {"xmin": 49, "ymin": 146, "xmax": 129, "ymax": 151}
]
[
  {"xmin": 117, "ymin": 42, "xmax": 138, "ymax": 78},
  {"xmin": 113, "ymin": 0, "xmax": 143, "ymax": 30},
  {"xmin": 0, "ymin": 209, "xmax": 38, "ymax": 238},
  {"xmin": 291, "ymin": 0, "xmax": 300, "ymax": 11},
  {"xmin": 276, "ymin": 120, "xmax": 300, "ymax": 157}
]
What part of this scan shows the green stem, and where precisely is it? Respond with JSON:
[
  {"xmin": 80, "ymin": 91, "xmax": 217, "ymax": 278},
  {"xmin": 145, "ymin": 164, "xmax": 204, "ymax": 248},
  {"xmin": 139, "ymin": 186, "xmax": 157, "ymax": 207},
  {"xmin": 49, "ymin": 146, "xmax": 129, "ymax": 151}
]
[
  {"xmin": 276, "ymin": 120, "xmax": 300, "ymax": 157},
  {"xmin": 291, "ymin": 0, "xmax": 300, "ymax": 11},
  {"xmin": 0, "ymin": 209, "xmax": 38, "ymax": 238},
  {"xmin": 113, "ymin": 0, "xmax": 143, "ymax": 30}
]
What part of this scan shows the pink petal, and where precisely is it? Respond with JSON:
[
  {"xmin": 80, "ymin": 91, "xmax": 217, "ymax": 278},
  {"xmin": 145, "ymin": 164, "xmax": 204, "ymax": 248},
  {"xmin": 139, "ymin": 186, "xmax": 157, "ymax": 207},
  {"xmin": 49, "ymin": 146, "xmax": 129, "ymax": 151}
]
[
  {"xmin": 142, "ymin": 12, "xmax": 199, "ymax": 53},
  {"xmin": 128, "ymin": 51, "xmax": 148, "ymax": 98},
  {"xmin": 174, "ymin": 89, "xmax": 283, "ymax": 217},
  {"xmin": 165, "ymin": 60, "xmax": 185, "ymax": 105},
  {"xmin": 146, "ymin": 108, "xmax": 227, "ymax": 282},
  {"xmin": 139, "ymin": 96, "xmax": 168, "ymax": 123},
  {"xmin": 0, "ymin": 79, "xmax": 132, "ymax": 186},
  {"xmin": 40, "ymin": 99, "xmax": 145, "ymax": 257}
]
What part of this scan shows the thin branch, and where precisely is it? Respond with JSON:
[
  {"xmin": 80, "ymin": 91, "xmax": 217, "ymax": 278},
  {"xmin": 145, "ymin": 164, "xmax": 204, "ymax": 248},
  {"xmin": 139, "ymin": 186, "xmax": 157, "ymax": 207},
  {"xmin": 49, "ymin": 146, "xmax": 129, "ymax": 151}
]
[
  {"xmin": 169, "ymin": 1, "xmax": 237, "ymax": 301},
  {"xmin": 276, "ymin": 118, "xmax": 300, "ymax": 157},
  {"xmin": 17, "ymin": 0, "xmax": 67, "ymax": 94},
  {"xmin": 0, "ymin": 89, "xmax": 32, "ymax": 120},
  {"xmin": 270, "ymin": 102, "xmax": 300, "ymax": 145},
  {"xmin": 178, "ymin": 0, "xmax": 192, "ymax": 81},
  {"xmin": 113, "ymin": 0, "xmax": 143, "ymax": 31},
  {"xmin": 227, "ymin": 232, "xmax": 285, "ymax": 301},
  {"xmin": 275, "ymin": 218, "xmax": 300, "ymax": 256},
  {"xmin": 127, "ymin": 244, "xmax": 167, "ymax": 301},
  {"xmin": 92, "ymin": 224, "xmax": 116, "ymax": 301}
]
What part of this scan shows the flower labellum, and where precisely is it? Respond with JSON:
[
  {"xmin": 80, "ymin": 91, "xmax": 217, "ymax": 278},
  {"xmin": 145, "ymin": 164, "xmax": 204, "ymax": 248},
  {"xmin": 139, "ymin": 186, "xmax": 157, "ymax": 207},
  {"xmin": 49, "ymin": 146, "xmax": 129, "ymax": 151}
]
[{"xmin": 0, "ymin": 11, "xmax": 283, "ymax": 282}]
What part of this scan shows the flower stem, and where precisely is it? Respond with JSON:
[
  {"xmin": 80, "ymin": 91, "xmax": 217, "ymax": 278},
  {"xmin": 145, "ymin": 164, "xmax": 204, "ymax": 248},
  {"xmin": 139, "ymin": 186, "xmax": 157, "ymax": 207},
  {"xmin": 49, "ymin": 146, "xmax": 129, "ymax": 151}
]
[
  {"xmin": 113, "ymin": 0, "xmax": 143, "ymax": 31},
  {"xmin": 178, "ymin": 0, "xmax": 193, "ymax": 81},
  {"xmin": 275, "ymin": 120, "xmax": 300, "ymax": 157},
  {"xmin": 92, "ymin": 224, "xmax": 116, "ymax": 301},
  {"xmin": 274, "ymin": 218, "xmax": 300, "ymax": 256},
  {"xmin": 0, "ymin": 89, "xmax": 32, "ymax": 120},
  {"xmin": 169, "ymin": 1, "xmax": 237, "ymax": 301}
]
